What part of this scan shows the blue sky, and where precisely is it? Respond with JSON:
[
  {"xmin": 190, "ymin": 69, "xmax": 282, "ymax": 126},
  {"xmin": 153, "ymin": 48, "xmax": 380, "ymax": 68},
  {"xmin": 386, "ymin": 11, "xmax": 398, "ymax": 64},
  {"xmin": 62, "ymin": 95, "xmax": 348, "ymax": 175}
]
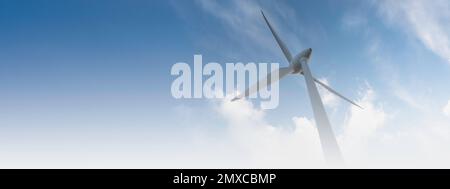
[{"xmin": 1, "ymin": 0, "xmax": 450, "ymax": 168}]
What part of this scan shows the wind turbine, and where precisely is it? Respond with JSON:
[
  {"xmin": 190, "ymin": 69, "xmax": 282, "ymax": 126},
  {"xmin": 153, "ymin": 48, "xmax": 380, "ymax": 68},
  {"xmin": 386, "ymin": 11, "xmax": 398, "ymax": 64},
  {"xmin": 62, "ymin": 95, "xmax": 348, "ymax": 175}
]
[{"xmin": 232, "ymin": 10, "xmax": 362, "ymax": 165}]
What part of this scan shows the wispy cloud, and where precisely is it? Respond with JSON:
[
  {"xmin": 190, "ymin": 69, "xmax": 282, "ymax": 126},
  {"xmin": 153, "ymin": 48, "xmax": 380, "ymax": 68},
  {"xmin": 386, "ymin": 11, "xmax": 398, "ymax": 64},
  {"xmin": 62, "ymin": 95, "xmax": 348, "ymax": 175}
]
[
  {"xmin": 193, "ymin": 0, "xmax": 303, "ymax": 60},
  {"xmin": 377, "ymin": 0, "xmax": 450, "ymax": 63},
  {"xmin": 341, "ymin": 11, "xmax": 368, "ymax": 31}
]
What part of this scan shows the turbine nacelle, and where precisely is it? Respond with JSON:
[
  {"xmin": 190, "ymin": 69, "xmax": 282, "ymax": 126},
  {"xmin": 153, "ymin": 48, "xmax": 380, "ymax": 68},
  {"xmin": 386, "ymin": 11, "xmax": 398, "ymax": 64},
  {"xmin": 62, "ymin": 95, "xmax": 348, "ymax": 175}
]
[
  {"xmin": 291, "ymin": 48, "xmax": 312, "ymax": 74},
  {"xmin": 301, "ymin": 48, "xmax": 313, "ymax": 59}
]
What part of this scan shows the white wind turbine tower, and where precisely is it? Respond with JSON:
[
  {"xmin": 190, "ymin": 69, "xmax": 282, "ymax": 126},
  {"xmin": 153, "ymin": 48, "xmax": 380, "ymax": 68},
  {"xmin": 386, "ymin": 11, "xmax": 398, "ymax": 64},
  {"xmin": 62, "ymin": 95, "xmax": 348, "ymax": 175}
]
[{"xmin": 232, "ymin": 10, "xmax": 363, "ymax": 166}]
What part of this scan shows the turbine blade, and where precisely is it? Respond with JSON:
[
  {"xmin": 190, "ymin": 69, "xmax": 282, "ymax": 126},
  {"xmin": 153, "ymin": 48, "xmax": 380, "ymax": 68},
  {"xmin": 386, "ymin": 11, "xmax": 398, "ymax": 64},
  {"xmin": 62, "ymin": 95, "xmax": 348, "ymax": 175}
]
[
  {"xmin": 231, "ymin": 67, "xmax": 293, "ymax": 101},
  {"xmin": 261, "ymin": 10, "xmax": 293, "ymax": 62},
  {"xmin": 300, "ymin": 60, "xmax": 344, "ymax": 165},
  {"xmin": 313, "ymin": 78, "xmax": 363, "ymax": 109}
]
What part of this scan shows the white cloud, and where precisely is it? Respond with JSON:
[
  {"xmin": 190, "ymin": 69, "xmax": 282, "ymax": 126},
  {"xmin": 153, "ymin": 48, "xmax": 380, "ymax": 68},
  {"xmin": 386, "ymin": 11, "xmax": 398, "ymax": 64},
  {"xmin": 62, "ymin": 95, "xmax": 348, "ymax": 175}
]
[
  {"xmin": 208, "ymin": 84, "xmax": 450, "ymax": 168},
  {"xmin": 214, "ymin": 95, "xmax": 324, "ymax": 168},
  {"xmin": 338, "ymin": 86, "xmax": 387, "ymax": 165},
  {"xmin": 7, "ymin": 84, "xmax": 450, "ymax": 168},
  {"xmin": 443, "ymin": 100, "xmax": 450, "ymax": 117},
  {"xmin": 377, "ymin": 0, "xmax": 450, "ymax": 63},
  {"xmin": 204, "ymin": 86, "xmax": 386, "ymax": 168}
]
